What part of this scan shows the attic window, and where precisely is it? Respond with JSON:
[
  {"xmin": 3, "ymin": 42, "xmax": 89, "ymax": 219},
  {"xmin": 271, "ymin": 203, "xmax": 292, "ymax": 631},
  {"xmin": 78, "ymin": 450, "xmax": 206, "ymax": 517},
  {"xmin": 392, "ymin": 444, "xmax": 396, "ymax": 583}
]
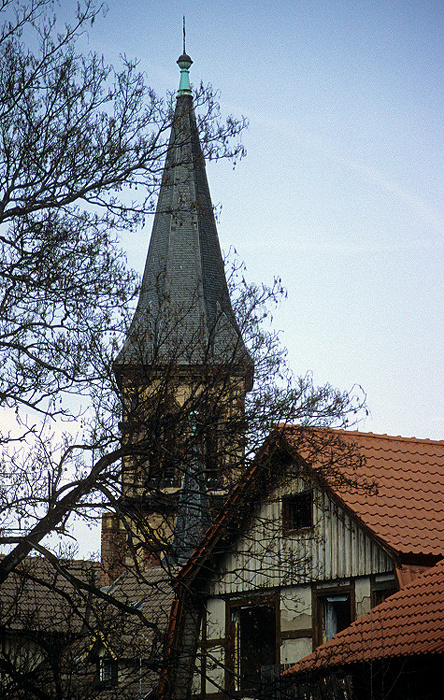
[{"xmin": 282, "ymin": 491, "xmax": 313, "ymax": 533}]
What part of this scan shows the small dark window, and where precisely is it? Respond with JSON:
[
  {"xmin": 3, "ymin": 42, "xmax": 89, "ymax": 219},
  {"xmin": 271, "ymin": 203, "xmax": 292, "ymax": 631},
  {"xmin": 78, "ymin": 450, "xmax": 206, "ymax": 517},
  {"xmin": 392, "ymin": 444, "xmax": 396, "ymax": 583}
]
[
  {"xmin": 160, "ymin": 461, "xmax": 181, "ymax": 488},
  {"xmin": 145, "ymin": 464, "xmax": 181, "ymax": 490},
  {"xmin": 282, "ymin": 492, "xmax": 313, "ymax": 532},
  {"xmin": 372, "ymin": 581, "xmax": 397, "ymax": 607},
  {"xmin": 204, "ymin": 427, "xmax": 221, "ymax": 489},
  {"xmin": 145, "ymin": 412, "xmax": 183, "ymax": 490},
  {"xmin": 205, "ymin": 467, "xmax": 220, "ymax": 490},
  {"xmin": 97, "ymin": 657, "xmax": 118, "ymax": 688}
]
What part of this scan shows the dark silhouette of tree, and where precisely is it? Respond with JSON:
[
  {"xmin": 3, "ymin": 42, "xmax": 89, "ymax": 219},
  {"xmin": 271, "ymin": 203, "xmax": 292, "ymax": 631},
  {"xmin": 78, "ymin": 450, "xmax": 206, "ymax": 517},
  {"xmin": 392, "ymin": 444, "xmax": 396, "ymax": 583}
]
[
  {"xmin": 0, "ymin": 4, "xmax": 368, "ymax": 698},
  {"xmin": 0, "ymin": 0, "xmax": 247, "ymax": 578}
]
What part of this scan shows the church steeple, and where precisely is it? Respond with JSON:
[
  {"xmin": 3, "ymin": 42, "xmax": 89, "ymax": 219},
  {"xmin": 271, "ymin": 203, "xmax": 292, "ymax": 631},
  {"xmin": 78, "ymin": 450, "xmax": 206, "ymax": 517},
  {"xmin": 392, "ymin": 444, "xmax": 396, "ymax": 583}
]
[
  {"xmin": 115, "ymin": 54, "xmax": 252, "ymax": 383},
  {"xmin": 102, "ymin": 54, "xmax": 253, "ymax": 579}
]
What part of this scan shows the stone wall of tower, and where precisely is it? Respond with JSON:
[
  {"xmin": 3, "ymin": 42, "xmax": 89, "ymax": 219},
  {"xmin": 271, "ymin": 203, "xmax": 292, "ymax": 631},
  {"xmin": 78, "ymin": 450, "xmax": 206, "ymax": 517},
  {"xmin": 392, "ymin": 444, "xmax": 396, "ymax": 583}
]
[{"xmin": 100, "ymin": 369, "xmax": 249, "ymax": 579}]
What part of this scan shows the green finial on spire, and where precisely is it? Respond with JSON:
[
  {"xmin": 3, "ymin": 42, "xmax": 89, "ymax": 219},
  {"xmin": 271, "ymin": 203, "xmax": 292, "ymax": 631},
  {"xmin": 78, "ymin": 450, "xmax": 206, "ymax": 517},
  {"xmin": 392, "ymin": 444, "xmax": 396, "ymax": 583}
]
[{"xmin": 177, "ymin": 16, "xmax": 192, "ymax": 96}]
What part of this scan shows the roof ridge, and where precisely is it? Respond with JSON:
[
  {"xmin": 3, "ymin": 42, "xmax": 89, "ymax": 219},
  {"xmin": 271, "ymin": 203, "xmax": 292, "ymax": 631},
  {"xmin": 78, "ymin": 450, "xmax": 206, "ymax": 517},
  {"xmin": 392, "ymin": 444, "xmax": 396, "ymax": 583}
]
[
  {"xmin": 346, "ymin": 430, "xmax": 444, "ymax": 445},
  {"xmin": 279, "ymin": 424, "xmax": 444, "ymax": 446}
]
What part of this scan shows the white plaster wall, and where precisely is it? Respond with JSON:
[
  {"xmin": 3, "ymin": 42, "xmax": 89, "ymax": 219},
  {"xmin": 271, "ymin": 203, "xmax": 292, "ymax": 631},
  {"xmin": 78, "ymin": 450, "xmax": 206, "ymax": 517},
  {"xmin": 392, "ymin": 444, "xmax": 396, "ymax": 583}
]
[
  {"xmin": 280, "ymin": 586, "xmax": 312, "ymax": 632},
  {"xmin": 204, "ymin": 645, "xmax": 225, "ymax": 695},
  {"xmin": 191, "ymin": 655, "xmax": 202, "ymax": 695},
  {"xmin": 280, "ymin": 638, "xmax": 313, "ymax": 665},
  {"xmin": 206, "ymin": 597, "xmax": 225, "ymax": 640},
  {"xmin": 355, "ymin": 576, "xmax": 372, "ymax": 618}
]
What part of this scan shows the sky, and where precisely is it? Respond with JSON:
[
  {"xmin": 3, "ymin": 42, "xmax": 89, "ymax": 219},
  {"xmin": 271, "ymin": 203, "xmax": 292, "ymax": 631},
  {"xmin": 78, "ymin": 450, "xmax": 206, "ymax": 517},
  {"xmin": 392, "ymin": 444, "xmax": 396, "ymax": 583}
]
[
  {"xmin": 3, "ymin": 0, "xmax": 440, "ymax": 559},
  {"xmin": 79, "ymin": 0, "xmax": 442, "ymax": 441},
  {"xmin": 35, "ymin": 0, "xmax": 437, "ymax": 445}
]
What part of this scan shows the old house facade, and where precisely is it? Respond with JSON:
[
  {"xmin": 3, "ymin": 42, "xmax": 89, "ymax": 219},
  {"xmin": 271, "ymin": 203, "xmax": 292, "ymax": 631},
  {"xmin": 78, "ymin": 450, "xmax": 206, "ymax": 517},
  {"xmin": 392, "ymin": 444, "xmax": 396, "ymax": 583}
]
[{"xmin": 167, "ymin": 427, "xmax": 444, "ymax": 699}]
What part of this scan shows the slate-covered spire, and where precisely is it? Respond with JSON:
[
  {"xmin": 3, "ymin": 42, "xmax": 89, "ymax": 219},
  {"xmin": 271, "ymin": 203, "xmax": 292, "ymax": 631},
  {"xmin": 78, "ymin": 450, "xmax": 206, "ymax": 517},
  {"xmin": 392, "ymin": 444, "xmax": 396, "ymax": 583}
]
[{"xmin": 115, "ymin": 55, "xmax": 253, "ymax": 386}]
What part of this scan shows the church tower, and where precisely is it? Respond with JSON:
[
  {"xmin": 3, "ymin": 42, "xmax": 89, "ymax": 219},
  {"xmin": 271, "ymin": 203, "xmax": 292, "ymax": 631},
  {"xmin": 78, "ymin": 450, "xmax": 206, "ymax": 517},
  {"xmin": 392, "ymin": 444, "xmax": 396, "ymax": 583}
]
[{"xmin": 101, "ymin": 53, "xmax": 253, "ymax": 579}]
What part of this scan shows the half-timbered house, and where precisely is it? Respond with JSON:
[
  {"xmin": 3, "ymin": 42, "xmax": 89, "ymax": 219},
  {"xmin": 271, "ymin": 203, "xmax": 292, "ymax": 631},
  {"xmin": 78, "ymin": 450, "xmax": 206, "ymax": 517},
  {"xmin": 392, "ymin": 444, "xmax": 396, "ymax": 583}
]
[
  {"xmin": 165, "ymin": 426, "xmax": 444, "ymax": 699},
  {"xmin": 283, "ymin": 557, "xmax": 444, "ymax": 699}
]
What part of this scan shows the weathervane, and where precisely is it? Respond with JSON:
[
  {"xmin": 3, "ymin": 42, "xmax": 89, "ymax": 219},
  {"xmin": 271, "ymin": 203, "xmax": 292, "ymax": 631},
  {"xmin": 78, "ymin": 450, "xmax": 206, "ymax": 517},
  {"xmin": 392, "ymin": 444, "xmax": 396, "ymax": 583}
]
[{"xmin": 183, "ymin": 15, "xmax": 186, "ymax": 55}]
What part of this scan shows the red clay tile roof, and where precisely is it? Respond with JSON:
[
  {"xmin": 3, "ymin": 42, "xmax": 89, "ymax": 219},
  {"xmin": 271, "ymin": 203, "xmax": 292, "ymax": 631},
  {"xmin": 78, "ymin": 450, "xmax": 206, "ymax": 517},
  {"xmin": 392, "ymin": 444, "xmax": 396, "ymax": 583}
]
[
  {"xmin": 283, "ymin": 429, "xmax": 444, "ymax": 558},
  {"xmin": 284, "ymin": 558, "xmax": 444, "ymax": 675},
  {"xmin": 178, "ymin": 428, "xmax": 444, "ymax": 585},
  {"xmin": 396, "ymin": 563, "xmax": 431, "ymax": 587}
]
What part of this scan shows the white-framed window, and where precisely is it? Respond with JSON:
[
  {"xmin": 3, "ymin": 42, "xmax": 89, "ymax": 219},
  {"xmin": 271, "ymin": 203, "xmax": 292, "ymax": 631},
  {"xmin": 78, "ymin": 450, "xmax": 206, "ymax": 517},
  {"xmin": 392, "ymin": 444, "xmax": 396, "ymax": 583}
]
[
  {"xmin": 315, "ymin": 588, "xmax": 353, "ymax": 644},
  {"xmin": 97, "ymin": 656, "xmax": 118, "ymax": 687}
]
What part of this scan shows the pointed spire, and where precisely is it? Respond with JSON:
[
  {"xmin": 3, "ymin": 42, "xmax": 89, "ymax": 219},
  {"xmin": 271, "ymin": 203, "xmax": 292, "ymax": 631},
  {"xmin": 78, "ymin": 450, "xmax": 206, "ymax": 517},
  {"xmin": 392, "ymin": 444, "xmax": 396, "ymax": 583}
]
[{"xmin": 115, "ymin": 53, "xmax": 253, "ymax": 389}]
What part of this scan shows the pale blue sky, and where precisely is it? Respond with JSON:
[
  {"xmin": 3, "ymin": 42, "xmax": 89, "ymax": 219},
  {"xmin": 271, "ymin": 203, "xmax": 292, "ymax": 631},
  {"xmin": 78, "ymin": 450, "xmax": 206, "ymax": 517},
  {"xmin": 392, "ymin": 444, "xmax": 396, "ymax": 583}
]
[{"xmin": 81, "ymin": 0, "xmax": 443, "ymax": 440}]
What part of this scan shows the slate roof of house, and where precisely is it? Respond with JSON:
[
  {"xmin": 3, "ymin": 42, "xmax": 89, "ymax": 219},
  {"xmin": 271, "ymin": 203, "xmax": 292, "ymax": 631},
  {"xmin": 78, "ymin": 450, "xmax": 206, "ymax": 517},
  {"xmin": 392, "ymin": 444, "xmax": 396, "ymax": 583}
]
[
  {"xmin": 99, "ymin": 563, "xmax": 175, "ymax": 640},
  {"xmin": 0, "ymin": 557, "xmax": 175, "ymax": 698},
  {"xmin": 0, "ymin": 555, "xmax": 174, "ymax": 644},
  {"xmin": 282, "ymin": 428, "xmax": 444, "ymax": 559},
  {"xmin": 0, "ymin": 556, "xmax": 99, "ymax": 633},
  {"xmin": 177, "ymin": 427, "xmax": 444, "ymax": 586},
  {"xmin": 283, "ymin": 558, "xmax": 444, "ymax": 675},
  {"xmin": 115, "ymin": 57, "xmax": 252, "ymax": 382}
]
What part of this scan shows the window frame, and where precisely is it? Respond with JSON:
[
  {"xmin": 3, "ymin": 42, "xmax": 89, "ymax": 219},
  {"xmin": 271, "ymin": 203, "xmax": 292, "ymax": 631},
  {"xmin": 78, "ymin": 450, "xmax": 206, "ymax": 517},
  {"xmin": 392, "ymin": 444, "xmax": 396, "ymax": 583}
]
[
  {"xmin": 314, "ymin": 586, "xmax": 354, "ymax": 647},
  {"xmin": 371, "ymin": 575, "xmax": 398, "ymax": 607},
  {"xmin": 96, "ymin": 656, "xmax": 118, "ymax": 688},
  {"xmin": 227, "ymin": 596, "xmax": 279, "ymax": 696},
  {"xmin": 282, "ymin": 490, "xmax": 314, "ymax": 534},
  {"xmin": 204, "ymin": 425, "xmax": 221, "ymax": 490}
]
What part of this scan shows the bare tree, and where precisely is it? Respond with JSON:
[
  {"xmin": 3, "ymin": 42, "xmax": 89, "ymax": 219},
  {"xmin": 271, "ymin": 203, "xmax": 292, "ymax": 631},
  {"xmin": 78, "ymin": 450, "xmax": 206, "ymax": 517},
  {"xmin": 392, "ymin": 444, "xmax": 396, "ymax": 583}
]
[
  {"xmin": 0, "ymin": 270, "xmax": 365, "ymax": 699},
  {"xmin": 0, "ymin": 5, "xmax": 251, "ymax": 693},
  {"xmin": 0, "ymin": 0, "xmax": 246, "ymax": 572},
  {"xmin": 0, "ymin": 4, "xmax": 369, "ymax": 698}
]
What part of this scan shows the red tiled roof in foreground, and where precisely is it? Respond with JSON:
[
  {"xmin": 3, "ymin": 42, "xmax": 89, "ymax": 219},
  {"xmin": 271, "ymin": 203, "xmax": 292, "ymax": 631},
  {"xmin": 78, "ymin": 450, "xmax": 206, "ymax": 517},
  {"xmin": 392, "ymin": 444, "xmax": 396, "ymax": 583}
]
[
  {"xmin": 284, "ymin": 558, "xmax": 444, "ymax": 675},
  {"xmin": 283, "ymin": 429, "xmax": 444, "ymax": 558}
]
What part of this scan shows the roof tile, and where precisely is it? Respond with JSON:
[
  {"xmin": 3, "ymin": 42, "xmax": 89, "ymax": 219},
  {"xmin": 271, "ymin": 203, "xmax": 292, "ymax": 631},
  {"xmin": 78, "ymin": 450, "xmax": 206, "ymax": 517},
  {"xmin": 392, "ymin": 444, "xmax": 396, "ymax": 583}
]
[
  {"xmin": 283, "ymin": 429, "xmax": 444, "ymax": 557},
  {"xmin": 284, "ymin": 558, "xmax": 444, "ymax": 674}
]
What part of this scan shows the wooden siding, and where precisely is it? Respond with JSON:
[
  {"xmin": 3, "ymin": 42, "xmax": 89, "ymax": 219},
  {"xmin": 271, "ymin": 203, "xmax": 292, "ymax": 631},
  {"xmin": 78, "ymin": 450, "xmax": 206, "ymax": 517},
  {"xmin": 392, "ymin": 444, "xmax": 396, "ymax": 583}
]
[
  {"xmin": 210, "ymin": 476, "xmax": 394, "ymax": 597},
  {"xmin": 198, "ymin": 474, "xmax": 397, "ymax": 695}
]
